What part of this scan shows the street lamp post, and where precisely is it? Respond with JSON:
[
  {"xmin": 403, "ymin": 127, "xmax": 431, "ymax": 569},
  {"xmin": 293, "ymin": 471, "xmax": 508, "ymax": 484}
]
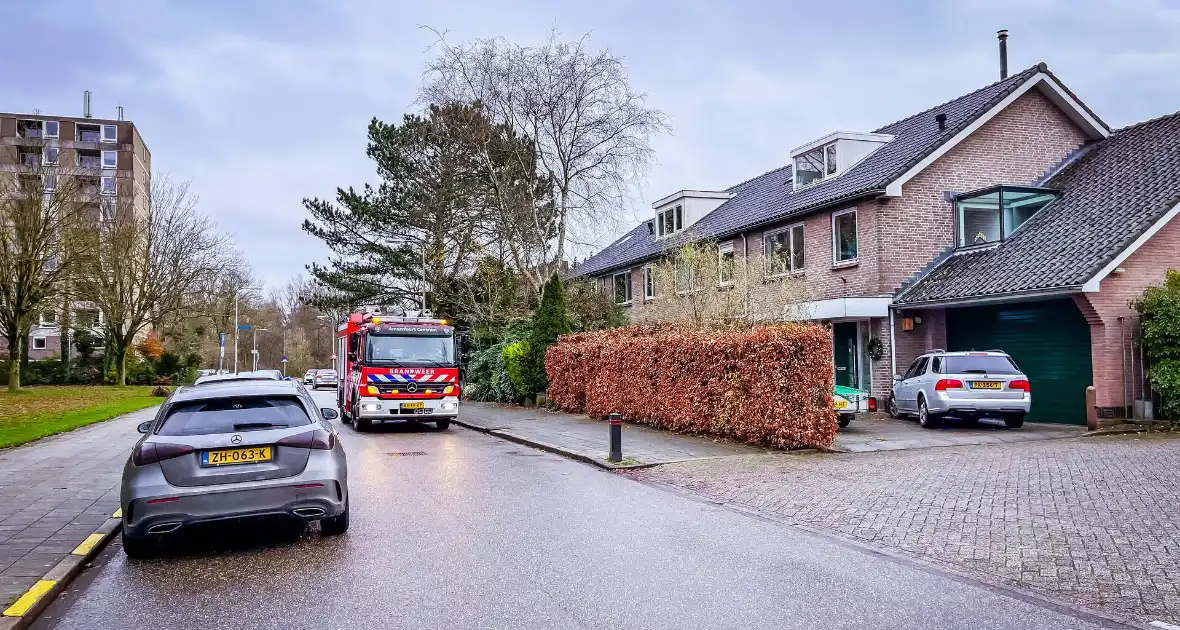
[
  {"xmin": 252, "ymin": 327, "xmax": 268, "ymax": 372},
  {"xmin": 232, "ymin": 285, "xmax": 262, "ymax": 373}
]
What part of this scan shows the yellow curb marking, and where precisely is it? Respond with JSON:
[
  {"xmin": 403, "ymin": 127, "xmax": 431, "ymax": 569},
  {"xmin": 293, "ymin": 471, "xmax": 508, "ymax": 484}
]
[
  {"xmin": 2, "ymin": 579, "xmax": 57, "ymax": 617},
  {"xmin": 112, "ymin": 508, "xmax": 122, "ymax": 518},
  {"xmin": 71, "ymin": 533, "xmax": 106, "ymax": 556}
]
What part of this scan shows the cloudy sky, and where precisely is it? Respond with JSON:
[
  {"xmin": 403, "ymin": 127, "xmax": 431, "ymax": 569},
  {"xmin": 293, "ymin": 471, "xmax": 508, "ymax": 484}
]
[{"xmin": 4, "ymin": 0, "xmax": 1178, "ymax": 289}]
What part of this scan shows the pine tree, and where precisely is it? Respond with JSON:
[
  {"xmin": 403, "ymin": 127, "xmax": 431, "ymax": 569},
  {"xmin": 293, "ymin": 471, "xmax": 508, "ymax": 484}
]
[{"xmin": 527, "ymin": 274, "xmax": 571, "ymax": 394}]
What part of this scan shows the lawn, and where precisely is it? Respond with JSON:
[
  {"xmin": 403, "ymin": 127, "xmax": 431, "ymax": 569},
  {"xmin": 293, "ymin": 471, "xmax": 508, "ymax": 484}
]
[{"xmin": 0, "ymin": 385, "xmax": 161, "ymax": 449}]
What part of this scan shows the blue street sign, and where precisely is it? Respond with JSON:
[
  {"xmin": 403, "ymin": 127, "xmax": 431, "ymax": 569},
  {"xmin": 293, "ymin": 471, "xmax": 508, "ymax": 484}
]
[
  {"xmin": 218, "ymin": 333, "xmax": 226, "ymax": 348},
  {"xmin": 237, "ymin": 325, "xmax": 252, "ymax": 331},
  {"xmin": 281, "ymin": 355, "xmax": 288, "ymax": 362}
]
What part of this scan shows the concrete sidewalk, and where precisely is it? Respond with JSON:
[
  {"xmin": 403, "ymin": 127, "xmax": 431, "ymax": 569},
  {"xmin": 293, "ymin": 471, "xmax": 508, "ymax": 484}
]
[
  {"xmin": 457, "ymin": 403, "xmax": 765, "ymax": 468},
  {"xmin": 0, "ymin": 406, "xmax": 157, "ymax": 609}
]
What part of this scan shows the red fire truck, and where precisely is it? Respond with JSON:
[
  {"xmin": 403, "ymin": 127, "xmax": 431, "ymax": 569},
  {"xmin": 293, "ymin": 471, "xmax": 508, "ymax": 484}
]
[{"xmin": 335, "ymin": 309, "xmax": 460, "ymax": 431}]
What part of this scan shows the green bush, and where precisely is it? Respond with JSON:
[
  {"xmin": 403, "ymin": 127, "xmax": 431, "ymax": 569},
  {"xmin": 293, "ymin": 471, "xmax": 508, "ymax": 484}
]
[
  {"xmin": 502, "ymin": 340, "xmax": 532, "ymax": 399},
  {"xmin": 3, "ymin": 359, "xmax": 98, "ymax": 386},
  {"xmin": 1136, "ymin": 268, "xmax": 1180, "ymax": 420}
]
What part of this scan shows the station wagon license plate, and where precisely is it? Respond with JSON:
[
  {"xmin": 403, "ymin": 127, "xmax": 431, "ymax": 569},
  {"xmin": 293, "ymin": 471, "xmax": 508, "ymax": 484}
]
[
  {"xmin": 201, "ymin": 446, "xmax": 272, "ymax": 467},
  {"xmin": 970, "ymin": 381, "xmax": 1002, "ymax": 390},
  {"xmin": 401, "ymin": 402, "xmax": 425, "ymax": 409}
]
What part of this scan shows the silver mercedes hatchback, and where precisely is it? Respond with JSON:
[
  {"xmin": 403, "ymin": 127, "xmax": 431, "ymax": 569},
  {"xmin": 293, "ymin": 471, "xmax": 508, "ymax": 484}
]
[{"xmin": 120, "ymin": 380, "xmax": 349, "ymax": 557}]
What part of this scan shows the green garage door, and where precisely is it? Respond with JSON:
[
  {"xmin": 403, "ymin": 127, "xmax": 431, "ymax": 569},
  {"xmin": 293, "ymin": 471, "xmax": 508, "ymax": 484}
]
[{"xmin": 946, "ymin": 299, "xmax": 1092, "ymax": 424}]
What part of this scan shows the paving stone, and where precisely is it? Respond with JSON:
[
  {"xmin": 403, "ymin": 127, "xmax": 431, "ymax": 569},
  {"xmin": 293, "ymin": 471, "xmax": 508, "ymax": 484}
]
[
  {"xmin": 0, "ymin": 405, "xmax": 157, "ymax": 607},
  {"xmin": 636, "ymin": 433, "xmax": 1180, "ymax": 627}
]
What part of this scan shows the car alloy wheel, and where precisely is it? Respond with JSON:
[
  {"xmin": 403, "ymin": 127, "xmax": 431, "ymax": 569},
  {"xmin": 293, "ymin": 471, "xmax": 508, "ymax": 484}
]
[
  {"xmin": 888, "ymin": 396, "xmax": 900, "ymax": 419},
  {"xmin": 918, "ymin": 398, "xmax": 937, "ymax": 429}
]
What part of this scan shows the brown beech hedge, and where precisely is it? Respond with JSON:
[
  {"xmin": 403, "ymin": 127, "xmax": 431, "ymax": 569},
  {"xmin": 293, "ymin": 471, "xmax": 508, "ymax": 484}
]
[{"xmin": 545, "ymin": 324, "xmax": 836, "ymax": 450}]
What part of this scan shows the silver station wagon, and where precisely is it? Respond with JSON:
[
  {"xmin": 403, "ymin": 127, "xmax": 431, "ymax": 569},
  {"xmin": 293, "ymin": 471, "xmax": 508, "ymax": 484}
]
[{"xmin": 889, "ymin": 350, "xmax": 1031, "ymax": 429}]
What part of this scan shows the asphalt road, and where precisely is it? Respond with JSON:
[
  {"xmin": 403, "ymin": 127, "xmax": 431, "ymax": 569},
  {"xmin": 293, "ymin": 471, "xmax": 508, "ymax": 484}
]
[{"xmin": 33, "ymin": 389, "xmax": 1121, "ymax": 630}]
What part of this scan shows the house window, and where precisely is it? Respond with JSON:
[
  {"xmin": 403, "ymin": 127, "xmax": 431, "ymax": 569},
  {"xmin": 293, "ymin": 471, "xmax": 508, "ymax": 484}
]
[
  {"xmin": 32, "ymin": 337, "xmax": 47, "ymax": 350},
  {"xmin": 44, "ymin": 121, "xmax": 59, "ymax": 139},
  {"xmin": 17, "ymin": 120, "xmax": 43, "ymax": 138},
  {"xmin": 100, "ymin": 176, "xmax": 116, "ymax": 196},
  {"xmin": 675, "ymin": 260, "xmax": 696, "ymax": 293},
  {"xmin": 833, "ymin": 208, "xmax": 858, "ymax": 263},
  {"xmin": 613, "ymin": 271, "xmax": 632, "ymax": 305},
  {"xmin": 19, "ymin": 151, "xmax": 38, "ymax": 167},
  {"xmin": 718, "ymin": 242, "xmax": 735, "ymax": 286},
  {"xmin": 954, "ymin": 186, "xmax": 1059, "ymax": 247},
  {"xmin": 794, "ymin": 143, "xmax": 837, "ymax": 188},
  {"xmin": 43, "ymin": 174, "xmax": 56, "ymax": 192},
  {"xmin": 656, "ymin": 205, "xmax": 683, "ymax": 237},
  {"xmin": 101, "ymin": 150, "xmax": 117, "ymax": 169},
  {"xmin": 643, "ymin": 266, "xmax": 655, "ymax": 300},
  {"xmin": 43, "ymin": 147, "xmax": 59, "ymax": 166},
  {"xmin": 99, "ymin": 200, "xmax": 116, "ymax": 221},
  {"xmin": 764, "ymin": 223, "xmax": 805, "ymax": 275},
  {"xmin": 101, "ymin": 124, "xmax": 118, "ymax": 143},
  {"xmin": 77, "ymin": 123, "xmax": 100, "ymax": 143},
  {"xmin": 75, "ymin": 309, "xmax": 101, "ymax": 328}
]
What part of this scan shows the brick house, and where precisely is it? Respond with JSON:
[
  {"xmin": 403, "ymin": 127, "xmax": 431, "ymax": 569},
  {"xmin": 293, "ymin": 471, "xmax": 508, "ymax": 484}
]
[{"xmin": 571, "ymin": 62, "xmax": 1180, "ymax": 424}]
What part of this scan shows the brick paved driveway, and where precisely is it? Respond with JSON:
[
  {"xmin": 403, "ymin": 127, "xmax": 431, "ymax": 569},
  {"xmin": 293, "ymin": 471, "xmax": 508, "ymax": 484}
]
[{"xmin": 632, "ymin": 434, "xmax": 1180, "ymax": 628}]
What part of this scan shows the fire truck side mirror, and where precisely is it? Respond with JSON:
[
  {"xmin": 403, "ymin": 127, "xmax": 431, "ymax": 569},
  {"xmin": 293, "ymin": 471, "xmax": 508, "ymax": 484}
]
[{"xmin": 347, "ymin": 351, "xmax": 357, "ymax": 362}]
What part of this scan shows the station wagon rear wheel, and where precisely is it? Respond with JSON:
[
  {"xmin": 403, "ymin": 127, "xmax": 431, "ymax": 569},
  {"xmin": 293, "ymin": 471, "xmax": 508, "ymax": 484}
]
[
  {"xmin": 918, "ymin": 398, "xmax": 939, "ymax": 429},
  {"xmin": 888, "ymin": 396, "xmax": 902, "ymax": 419}
]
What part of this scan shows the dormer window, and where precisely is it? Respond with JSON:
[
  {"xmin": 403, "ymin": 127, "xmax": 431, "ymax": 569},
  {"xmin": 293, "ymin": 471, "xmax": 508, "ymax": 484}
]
[
  {"xmin": 657, "ymin": 204, "xmax": 683, "ymax": 237},
  {"xmin": 794, "ymin": 143, "xmax": 837, "ymax": 187},
  {"xmin": 954, "ymin": 186, "xmax": 1059, "ymax": 248}
]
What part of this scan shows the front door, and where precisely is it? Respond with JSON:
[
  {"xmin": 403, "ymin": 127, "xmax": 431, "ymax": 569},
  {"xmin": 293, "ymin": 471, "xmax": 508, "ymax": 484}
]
[{"xmin": 832, "ymin": 322, "xmax": 859, "ymax": 389}]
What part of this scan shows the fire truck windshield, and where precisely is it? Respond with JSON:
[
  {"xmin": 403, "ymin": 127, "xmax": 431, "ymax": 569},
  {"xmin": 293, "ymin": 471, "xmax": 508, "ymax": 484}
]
[{"xmin": 366, "ymin": 334, "xmax": 454, "ymax": 365}]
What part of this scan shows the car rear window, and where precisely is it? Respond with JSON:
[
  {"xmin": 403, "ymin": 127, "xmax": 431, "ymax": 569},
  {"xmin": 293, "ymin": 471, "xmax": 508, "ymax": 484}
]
[
  {"xmin": 158, "ymin": 396, "xmax": 313, "ymax": 436},
  {"xmin": 943, "ymin": 355, "xmax": 1020, "ymax": 375},
  {"xmin": 318, "ymin": 371, "xmax": 336, "ymax": 376}
]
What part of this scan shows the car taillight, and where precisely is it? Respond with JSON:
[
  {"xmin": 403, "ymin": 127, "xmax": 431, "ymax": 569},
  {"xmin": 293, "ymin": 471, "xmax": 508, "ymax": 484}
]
[
  {"xmin": 934, "ymin": 379, "xmax": 964, "ymax": 391},
  {"xmin": 867, "ymin": 397, "xmax": 877, "ymax": 412},
  {"xmin": 277, "ymin": 429, "xmax": 334, "ymax": 450},
  {"xmin": 1008, "ymin": 379, "xmax": 1031, "ymax": 392},
  {"xmin": 133, "ymin": 442, "xmax": 194, "ymax": 466}
]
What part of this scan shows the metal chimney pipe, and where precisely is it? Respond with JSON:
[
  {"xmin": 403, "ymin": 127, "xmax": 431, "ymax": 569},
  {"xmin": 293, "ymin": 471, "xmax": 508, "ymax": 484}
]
[
  {"xmin": 83, "ymin": 90, "xmax": 92, "ymax": 118},
  {"xmin": 117, "ymin": 106, "xmax": 124, "ymax": 121},
  {"xmin": 997, "ymin": 29, "xmax": 1009, "ymax": 80}
]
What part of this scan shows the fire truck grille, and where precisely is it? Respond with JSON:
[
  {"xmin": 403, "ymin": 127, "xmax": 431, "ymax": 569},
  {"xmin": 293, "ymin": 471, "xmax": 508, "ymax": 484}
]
[{"xmin": 373, "ymin": 384, "xmax": 447, "ymax": 395}]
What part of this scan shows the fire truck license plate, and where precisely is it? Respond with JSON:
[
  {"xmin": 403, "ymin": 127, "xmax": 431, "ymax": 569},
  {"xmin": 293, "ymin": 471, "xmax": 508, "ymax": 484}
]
[{"xmin": 401, "ymin": 402, "xmax": 425, "ymax": 409}]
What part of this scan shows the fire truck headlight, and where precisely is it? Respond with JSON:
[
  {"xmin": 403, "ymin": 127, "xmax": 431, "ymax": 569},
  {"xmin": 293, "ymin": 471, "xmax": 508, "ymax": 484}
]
[
  {"xmin": 361, "ymin": 403, "xmax": 380, "ymax": 411},
  {"xmin": 364, "ymin": 386, "xmax": 378, "ymax": 396},
  {"xmin": 440, "ymin": 402, "xmax": 456, "ymax": 410}
]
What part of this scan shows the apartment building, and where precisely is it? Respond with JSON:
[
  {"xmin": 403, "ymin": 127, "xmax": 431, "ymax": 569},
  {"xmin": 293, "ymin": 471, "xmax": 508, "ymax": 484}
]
[{"xmin": 0, "ymin": 108, "xmax": 151, "ymax": 360}]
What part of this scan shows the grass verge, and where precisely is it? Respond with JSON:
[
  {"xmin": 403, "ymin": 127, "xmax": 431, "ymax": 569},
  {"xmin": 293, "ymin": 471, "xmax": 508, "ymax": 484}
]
[{"xmin": 0, "ymin": 386, "xmax": 160, "ymax": 449}]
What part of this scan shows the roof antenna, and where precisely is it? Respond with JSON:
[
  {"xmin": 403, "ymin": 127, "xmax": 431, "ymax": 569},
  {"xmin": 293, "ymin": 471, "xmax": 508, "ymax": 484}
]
[{"xmin": 997, "ymin": 30, "xmax": 1009, "ymax": 80}]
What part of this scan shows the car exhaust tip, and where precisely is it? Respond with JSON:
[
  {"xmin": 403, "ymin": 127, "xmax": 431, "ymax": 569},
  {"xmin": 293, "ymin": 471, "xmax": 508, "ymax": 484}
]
[
  {"xmin": 146, "ymin": 522, "xmax": 183, "ymax": 534},
  {"xmin": 293, "ymin": 507, "xmax": 326, "ymax": 518}
]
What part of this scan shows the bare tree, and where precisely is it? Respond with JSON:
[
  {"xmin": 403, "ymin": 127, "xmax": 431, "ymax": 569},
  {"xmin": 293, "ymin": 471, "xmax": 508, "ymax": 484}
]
[
  {"xmin": 0, "ymin": 148, "xmax": 96, "ymax": 390},
  {"xmin": 73, "ymin": 175, "xmax": 240, "ymax": 385},
  {"xmin": 421, "ymin": 29, "xmax": 671, "ymax": 274},
  {"xmin": 644, "ymin": 240, "xmax": 810, "ymax": 329}
]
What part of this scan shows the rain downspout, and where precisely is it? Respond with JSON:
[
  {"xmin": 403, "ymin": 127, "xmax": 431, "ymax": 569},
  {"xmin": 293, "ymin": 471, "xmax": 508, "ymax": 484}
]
[{"xmin": 889, "ymin": 308, "xmax": 897, "ymax": 379}]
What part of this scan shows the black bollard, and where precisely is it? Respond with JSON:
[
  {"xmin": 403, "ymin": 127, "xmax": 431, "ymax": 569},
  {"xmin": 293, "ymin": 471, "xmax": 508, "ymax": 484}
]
[{"xmin": 608, "ymin": 413, "xmax": 623, "ymax": 463}]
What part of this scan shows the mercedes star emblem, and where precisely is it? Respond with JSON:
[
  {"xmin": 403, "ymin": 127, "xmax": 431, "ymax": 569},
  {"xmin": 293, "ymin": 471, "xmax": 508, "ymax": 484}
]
[
  {"xmin": 406, "ymin": 383, "xmax": 418, "ymax": 393},
  {"xmin": 231, "ymin": 434, "xmax": 243, "ymax": 445}
]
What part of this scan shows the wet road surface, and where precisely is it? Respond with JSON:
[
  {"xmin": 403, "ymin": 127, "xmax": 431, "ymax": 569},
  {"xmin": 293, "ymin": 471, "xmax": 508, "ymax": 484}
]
[{"xmin": 32, "ymin": 390, "xmax": 1122, "ymax": 629}]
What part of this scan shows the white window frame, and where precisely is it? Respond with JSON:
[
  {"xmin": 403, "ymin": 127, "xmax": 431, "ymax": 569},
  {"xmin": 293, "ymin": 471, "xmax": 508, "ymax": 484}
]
[
  {"xmin": 612, "ymin": 271, "xmax": 632, "ymax": 305},
  {"xmin": 43, "ymin": 174, "xmax": 56, "ymax": 192},
  {"xmin": 32, "ymin": 337, "xmax": 47, "ymax": 350},
  {"xmin": 656, "ymin": 205, "xmax": 684, "ymax": 238},
  {"xmin": 764, "ymin": 222, "xmax": 806, "ymax": 276},
  {"xmin": 43, "ymin": 120, "xmax": 59, "ymax": 139},
  {"xmin": 832, "ymin": 207, "xmax": 859, "ymax": 265},
  {"xmin": 42, "ymin": 146, "xmax": 59, "ymax": 166},
  {"xmin": 100, "ymin": 176, "xmax": 117, "ymax": 196},
  {"xmin": 101, "ymin": 124, "xmax": 118, "ymax": 143},
  {"xmin": 718, "ymin": 242, "xmax": 735, "ymax": 287},
  {"xmin": 793, "ymin": 142, "xmax": 838, "ymax": 190},
  {"xmin": 101, "ymin": 150, "xmax": 117, "ymax": 169},
  {"xmin": 642, "ymin": 265, "xmax": 655, "ymax": 300}
]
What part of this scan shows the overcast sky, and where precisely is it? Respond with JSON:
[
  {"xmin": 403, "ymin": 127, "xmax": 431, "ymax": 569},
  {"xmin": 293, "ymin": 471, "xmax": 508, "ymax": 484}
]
[{"xmin": 4, "ymin": 0, "xmax": 1178, "ymax": 289}]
